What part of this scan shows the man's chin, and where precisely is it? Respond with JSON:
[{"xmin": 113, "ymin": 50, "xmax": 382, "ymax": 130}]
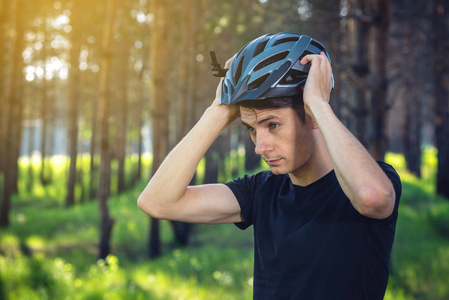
[{"xmin": 268, "ymin": 166, "xmax": 288, "ymax": 175}]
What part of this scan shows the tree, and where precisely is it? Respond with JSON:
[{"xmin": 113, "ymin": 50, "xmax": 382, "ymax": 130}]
[
  {"xmin": 115, "ymin": 41, "xmax": 130, "ymax": 194},
  {"xmin": 392, "ymin": 0, "xmax": 431, "ymax": 177},
  {"xmin": 337, "ymin": 0, "xmax": 393, "ymax": 160},
  {"xmin": 97, "ymin": 0, "xmax": 118, "ymax": 259},
  {"xmin": 0, "ymin": 0, "xmax": 25, "ymax": 227},
  {"xmin": 432, "ymin": 0, "xmax": 449, "ymax": 199},
  {"xmin": 0, "ymin": 0, "xmax": 10, "ymax": 181},
  {"xmin": 147, "ymin": 0, "xmax": 172, "ymax": 258},
  {"xmin": 66, "ymin": 2, "xmax": 83, "ymax": 207},
  {"xmin": 366, "ymin": 0, "xmax": 391, "ymax": 160}
]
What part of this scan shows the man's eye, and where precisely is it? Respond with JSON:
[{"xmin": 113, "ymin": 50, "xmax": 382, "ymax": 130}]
[
  {"xmin": 247, "ymin": 127, "xmax": 255, "ymax": 134},
  {"xmin": 269, "ymin": 123, "xmax": 279, "ymax": 130}
]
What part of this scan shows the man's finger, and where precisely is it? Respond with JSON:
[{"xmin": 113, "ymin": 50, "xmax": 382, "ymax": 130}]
[{"xmin": 225, "ymin": 57, "xmax": 234, "ymax": 68}]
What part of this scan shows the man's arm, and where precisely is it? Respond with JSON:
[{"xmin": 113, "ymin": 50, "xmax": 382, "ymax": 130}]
[
  {"xmin": 138, "ymin": 63, "xmax": 243, "ymax": 224},
  {"xmin": 300, "ymin": 53, "xmax": 395, "ymax": 220}
]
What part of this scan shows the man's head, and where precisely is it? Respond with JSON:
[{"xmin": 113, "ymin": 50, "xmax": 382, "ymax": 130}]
[{"xmin": 219, "ymin": 32, "xmax": 331, "ymax": 176}]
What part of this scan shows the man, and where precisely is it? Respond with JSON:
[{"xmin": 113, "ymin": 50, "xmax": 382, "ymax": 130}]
[{"xmin": 138, "ymin": 32, "xmax": 401, "ymax": 299}]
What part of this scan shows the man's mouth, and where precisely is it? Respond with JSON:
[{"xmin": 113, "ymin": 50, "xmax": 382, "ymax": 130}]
[{"xmin": 264, "ymin": 158, "xmax": 282, "ymax": 166}]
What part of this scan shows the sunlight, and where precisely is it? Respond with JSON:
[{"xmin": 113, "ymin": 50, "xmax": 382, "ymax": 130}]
[
  {"xmin": 25, "ymin": 55, "xmax": 69, "ymax": 82},
  {"xmin": 23, "ymin": 12, "xmax": 72, "ymax": 82},
  {"xmin": 26, "ymin": 235, "xmax": 46, "ymax": 252},
  {"xmin": 52, "ymin": 14, "xmax": 70, "ymax": 29},
  {"xmin": 131, "ymin": 9, "xmax": 153, "ymax": 24}
]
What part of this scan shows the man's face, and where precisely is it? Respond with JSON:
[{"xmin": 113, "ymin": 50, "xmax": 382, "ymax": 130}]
[{"xmin": 240, "ymin": 106, "xmax": 317, "ymax": 176}]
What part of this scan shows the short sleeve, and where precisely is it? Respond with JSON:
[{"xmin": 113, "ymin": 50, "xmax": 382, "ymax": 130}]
[{"xmin": 224, "ymin": 174, "xmax": 257, "ymax": 230}]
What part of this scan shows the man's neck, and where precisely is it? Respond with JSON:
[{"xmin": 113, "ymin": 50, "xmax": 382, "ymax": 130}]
[{"xmin": 288, "ymin": 133, "xmax": 333, "ymax": 187}]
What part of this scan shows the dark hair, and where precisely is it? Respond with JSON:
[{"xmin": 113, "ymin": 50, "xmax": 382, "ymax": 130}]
[{"xmin": 238, "ymin": 96, "xmax": 306, "ymax": 124}]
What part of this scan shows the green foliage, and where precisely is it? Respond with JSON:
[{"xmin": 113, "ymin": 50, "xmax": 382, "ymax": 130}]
[
  {"xmin": 1, "ymin": 148, "xmax": 448, "ymax": 299},
  {"xmin": 428, "ymin": 202, "xmax": 449, "ymax": 239},
  {"xmin": 384, "ymin": 147, "xmax": 449, "ymax": 300}
]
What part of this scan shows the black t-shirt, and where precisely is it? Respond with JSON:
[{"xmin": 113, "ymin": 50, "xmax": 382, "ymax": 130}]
[{"xmin": 225, "ymin": 161, "xmax": 401, "ymax": 300}]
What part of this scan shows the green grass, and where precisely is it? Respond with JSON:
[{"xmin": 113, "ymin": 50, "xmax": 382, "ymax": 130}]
[
  {"xmin": 1, "ymin": 147, "xmax": 449, "ymax": 299},
  {"xmin": 384, "ymin": 147, "xmax": 449, "ymax": 300}
]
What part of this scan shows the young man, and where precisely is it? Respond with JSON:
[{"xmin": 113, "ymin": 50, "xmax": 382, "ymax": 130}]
[{"xmin": 138, "ymin": 32, "xmax": 401, "ymax": 299}]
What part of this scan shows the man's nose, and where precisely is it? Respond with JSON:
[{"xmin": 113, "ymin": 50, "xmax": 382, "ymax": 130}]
[{"xmin": 254, "ymin": 133, "xmax": 273, "ymax": 156}]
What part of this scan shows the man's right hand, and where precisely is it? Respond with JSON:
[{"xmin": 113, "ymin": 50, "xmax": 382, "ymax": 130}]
[{"xmin": 209, "ymin": 57, "xmax": 240, "ymax": 126}]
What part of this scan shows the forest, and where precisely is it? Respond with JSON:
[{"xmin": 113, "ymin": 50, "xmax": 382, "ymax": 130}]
[{"xmin": 0, "ymin": 0, "xmax": 449, "ymax": 299}]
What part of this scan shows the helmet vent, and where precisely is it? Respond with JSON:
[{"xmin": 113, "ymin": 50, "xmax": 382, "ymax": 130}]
[
  {"xmin": 299, "ymin": 50, "xmax": 314, "ymax": 60},
  {"xmin": 254, "ymin": 51, "xmax": 289, "ymax": 72},
  {"xmin": 248, "ymin": 73, "xmax": 270, "ymax": 91},
  {"xmin": 253, "ymin": 40, "xmax": 268, "ymax": 57},
  {"xmin": 280, "ymin": 69, "xmax": 307, "ymax": 84},
  {"xmin": 310, "ymin": 40, "xmax": 325, "ymax": 52},
  {"xmin": 234, "ymin": 56, "xmax": 244, "ymax": 83},
  {"xmin": 273, "ymin": 37, "xmax": 299, "ymax": 46}
]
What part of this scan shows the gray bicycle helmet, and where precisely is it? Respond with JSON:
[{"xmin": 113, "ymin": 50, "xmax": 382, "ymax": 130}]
[{"xmin": 220, "ymin": 32, "xmax": 334, "ymax": 105}]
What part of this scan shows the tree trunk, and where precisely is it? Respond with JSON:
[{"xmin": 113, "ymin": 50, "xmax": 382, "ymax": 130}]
[
  {"xmin": 26, "ymin": 124, "xmax": 35, "ymax": 193},
  {"xmin": 350, "ymin": 0, "xmax": 370, "ymax": 146},
  {"xmin": 135, "ymin": 76, "xmax": 145, "ymax": 182},
  {"xmin": 147, "ymin": 0, "xmax": 172, "ymax": 258},
  {"xmin": 244, "ymin": 132, "xmax": 260, "ymax": 172},
  {"xmin": 148, "ymin": 217, "xmax": 160, "ymax": 258},
  {"xmin": 367, "ymin": 0, "xmax": 390, "ymax": 160},
  {"xmin": 400, "ymin": 2, "xmax": 425, "ymax": 177},
  {"xmin": 432, "ymin": 0, "xmax": 449, "ymax": 199},
  {"xmin": 98, "ymin": 0, "xmax": 117, "ymax": 259},
  {"xmin": 89, "ymin": 97, "xmax": 99, "ymax": 200},
  {"xmin": 115, "ymin": 36, "xmax": 130, "ymax": 193},
  {"xmin": 404, "ymin": 93, "xmax": 422, "ymax": 177},
  {"xmin": 0, "ymin": 0, "xmax": 10, "ymax": 180},
  {"xmin": 328, "ymin": 0, "xmax": 342, "ymax": 119},
  {"xmin": 39, "ymin": 70, "xmax": 50, "ymax": 186},
  {"xmin": 166, "ymin": 0, "xmax": 199, "ymax": 248},
  {"xmin": 204, "ymin": 141, "xmax": 219, "ymax": 184},
  {"xmin": 66, "ymin": 3, "xmax": 82, "ymax": 207},
  {"xmin": 0, "ymin": 0, "xmax": 23, "ymax": 227},
  {"xmin": 38, "ymin": 16, "xmax": 52, "ymax": 186},
  {"xmin": 134, "ymin": 33, "xmax": 150, "ymax": 183}
]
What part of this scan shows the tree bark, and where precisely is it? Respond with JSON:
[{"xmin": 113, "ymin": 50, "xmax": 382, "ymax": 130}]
[
  {"xmin": 66, "ymin": 3, "xmax": 82, "ymax": 207},
  {"xmin": 432, "ymin": 0, "xmax": 449, "ymax": 199},
  {"xmin": 98, "ymin": 0, "xmax": 118, "ymax": 259},
  {"xmin": 89, "ymin": 97, "xmax": 99, "ymax": 200},
  {"xmin": 115, "ymin": 34, "xmax": 130, "ymax": 194},
  {"xmin": 404, "ymin": 93, "xmax": 422, "ymax": 176},
  {"xmin": 39, "ymin": 47, "xmax": 51, "ymax": 186},
  {"xmin": 0, "ymin": 0, "xmax": 24, "ymax": 227},
  {"xmin": 244, "ymin": 131, "xmax": 260, "ymax": 172},
  {"xmin": 0, "ymin": 0, "xmax": 10, "ymax": 180},
  {"xmin": 367, "ymin": 0, "xmax": 390, "ymax": 160},
  {"xmin": 147, "ymin": 0, "xmax": 172, "ymax": 258},
  {"xmin": 349, "ymin": 0, "xmax": 370, "ymax": 146}
]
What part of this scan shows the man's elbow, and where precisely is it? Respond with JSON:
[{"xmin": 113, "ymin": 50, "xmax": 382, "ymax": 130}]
[
  {"xmin": 137, "ymin": 193, "xmax": 165, "ymax": 219},
  {"xmin": 357, "ymin": 184, "xmax": 395, "ymax": 219}
]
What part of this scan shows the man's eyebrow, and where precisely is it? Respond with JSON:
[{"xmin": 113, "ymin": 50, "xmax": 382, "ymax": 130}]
[{"xmin": 241, "ymin": 115, "xmax": 280, "ymax": 127}]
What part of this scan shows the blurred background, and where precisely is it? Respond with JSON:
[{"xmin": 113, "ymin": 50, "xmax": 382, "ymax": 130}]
[{"xmin": 0, "ymin": 0, "xmax": 448, "ymax": 299}]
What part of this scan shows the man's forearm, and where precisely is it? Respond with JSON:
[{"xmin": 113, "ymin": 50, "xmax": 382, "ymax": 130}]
[
  {"xmin": 308, "ymin": 101, "xmax": 395, "ymax": 219},
  {"xmin": 138, "ymin": 105, "xmax": 233, "ymax": 212}
]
